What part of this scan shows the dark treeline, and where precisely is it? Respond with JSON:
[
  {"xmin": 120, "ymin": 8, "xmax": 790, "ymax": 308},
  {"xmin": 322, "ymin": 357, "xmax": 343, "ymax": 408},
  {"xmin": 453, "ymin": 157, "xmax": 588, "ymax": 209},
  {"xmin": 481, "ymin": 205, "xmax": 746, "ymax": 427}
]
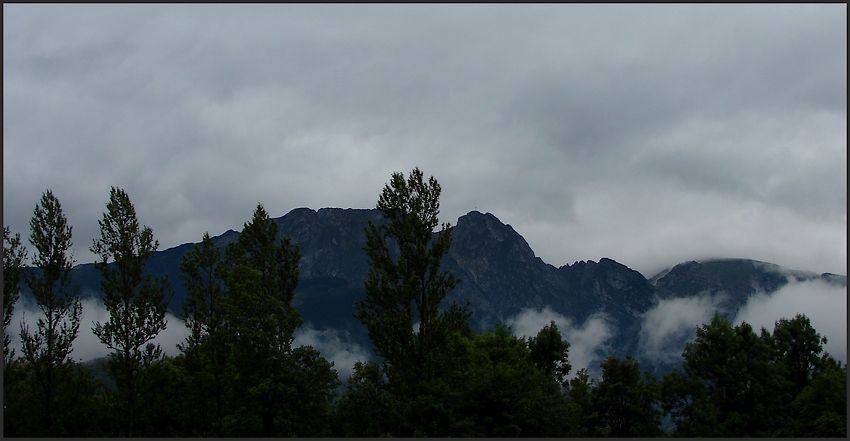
[{"xmin": 3, "ymin": 170, "xmax": 846, "ymax": 437}]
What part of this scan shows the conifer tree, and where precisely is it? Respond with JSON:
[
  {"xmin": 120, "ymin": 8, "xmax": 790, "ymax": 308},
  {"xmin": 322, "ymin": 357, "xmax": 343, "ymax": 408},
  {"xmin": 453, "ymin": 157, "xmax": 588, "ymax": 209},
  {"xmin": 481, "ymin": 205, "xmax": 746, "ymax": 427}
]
[
  {"xmin": 180, "ymin": 232, "xmax": 225, "ymax": 352},
  {"xmin": 219, "ymin": 203, "xmax": 312, "ymax": 436},
  {"xmin": 527, "ymin": 320, "xmax": 571, "ymax": 387},
  {"xmin": 355, "ymin": 167, "xmax": 470, "ymax": 398},
  {"xmin": 660, "ymin": 311, "xmax": 786, "ymax": 436},
  {"xmin": 791, "ymin": 361, "xmax": 847, "ymax": 437},
  {"xmin": 566, "ymin": 368, "xmax": 599, "ymax": 436},
  {"xmin": 19, "ymin": 190, "xmax": 82, "ymax": 434},
  {"xmin": 3, "ymin": 226, "xmax": 27, "ymax": 364},
  {"xmin": 593, "ymin": 356, "xmax": 662, "ymax": 437},
  {"xmin": 3, "ymin": 225, "xmax": 28, "ymax": 436},
  {"xmin": 178, "ymin": 231, "xmax": 227, "ymax": 435},
  {"xmin": 766, "ymin": 313, "xmax": 829, "ymax": 397},
  {"xmin": 90, "ymin": 187, "xmax": 171, "ymax": 437}
]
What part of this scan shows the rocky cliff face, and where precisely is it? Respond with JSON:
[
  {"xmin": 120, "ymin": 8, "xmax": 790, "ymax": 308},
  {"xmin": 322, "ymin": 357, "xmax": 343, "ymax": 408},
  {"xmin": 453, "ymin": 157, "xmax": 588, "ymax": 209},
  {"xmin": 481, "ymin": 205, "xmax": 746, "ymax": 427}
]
[
  {"xmin": 553, "ymin": 258, "xmax": 658, "ymax": 355},
  {"xmin": 273, "ymin": 208, "xmax": 384, "ymax": 334},
  {"xmin": 276, "ymin": 208, "xmax": 384, "ymax": 282},
  {"xmin": 445, "ymin": 211, "xmax": 571, "ymax": 329}
]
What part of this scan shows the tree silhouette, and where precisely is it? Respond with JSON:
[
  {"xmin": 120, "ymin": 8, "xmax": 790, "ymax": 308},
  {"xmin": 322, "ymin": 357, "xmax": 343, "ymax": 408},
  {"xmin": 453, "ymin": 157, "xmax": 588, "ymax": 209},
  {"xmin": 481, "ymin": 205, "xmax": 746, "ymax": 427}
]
[{"xmin": 91, "ymin": 187, "xmax": 171, "ymax": 437}]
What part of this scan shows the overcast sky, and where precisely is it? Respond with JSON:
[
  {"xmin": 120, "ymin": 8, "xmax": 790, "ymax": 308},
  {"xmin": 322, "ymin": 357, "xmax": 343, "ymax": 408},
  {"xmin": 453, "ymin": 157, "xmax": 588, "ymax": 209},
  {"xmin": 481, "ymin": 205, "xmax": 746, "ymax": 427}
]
[{"xmin": 3, "ymin": 4, "xmax": 846, "ymax": 278}]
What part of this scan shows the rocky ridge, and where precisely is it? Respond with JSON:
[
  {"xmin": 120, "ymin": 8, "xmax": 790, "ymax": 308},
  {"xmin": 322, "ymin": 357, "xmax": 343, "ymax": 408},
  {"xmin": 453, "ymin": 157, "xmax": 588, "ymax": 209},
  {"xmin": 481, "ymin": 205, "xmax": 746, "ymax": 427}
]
[{"xmin": 40, "ymin": 207, "xmax": 845, "ymax": 372}]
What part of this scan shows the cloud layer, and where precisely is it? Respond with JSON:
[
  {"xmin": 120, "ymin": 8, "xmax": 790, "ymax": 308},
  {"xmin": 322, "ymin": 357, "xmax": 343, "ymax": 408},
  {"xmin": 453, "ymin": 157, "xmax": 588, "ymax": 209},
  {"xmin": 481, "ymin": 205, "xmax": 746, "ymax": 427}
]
[
  {"xmin": 7, "ymin": 279, "xmax": 843, "ymax": 382},
  {"xmin": 638, "ymin": 278, "xmax": 847, "ymax": 366},
  {"xmin": 638, "ymin": 292, "xmax": 729, "ymax": 365},
  {"xmin": 507, "ymin": 278, "xmax": 847, "ymax": 378},
  {"xmin": 6, "ymin": 295, "xmax": 370, "ymax": 378},
  {"xmin": 7, "ymin": 296, "xmax": 189, "ymax": 363}
]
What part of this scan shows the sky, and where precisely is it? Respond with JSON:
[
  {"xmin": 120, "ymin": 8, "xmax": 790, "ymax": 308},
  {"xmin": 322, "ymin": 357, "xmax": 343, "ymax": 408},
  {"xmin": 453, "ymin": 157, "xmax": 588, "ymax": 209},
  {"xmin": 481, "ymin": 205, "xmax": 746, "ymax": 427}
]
[{"xmin": 3, "ymin": 4, "xmax": 846, "ymax": 280}]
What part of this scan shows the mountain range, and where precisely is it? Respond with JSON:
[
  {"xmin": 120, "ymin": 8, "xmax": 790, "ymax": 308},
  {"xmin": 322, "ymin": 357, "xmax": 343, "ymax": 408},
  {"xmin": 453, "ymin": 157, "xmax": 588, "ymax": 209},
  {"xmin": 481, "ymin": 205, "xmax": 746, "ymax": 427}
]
[{"xmin": 27, "ymin": 207, "xmax": 847, "ymax": 374}]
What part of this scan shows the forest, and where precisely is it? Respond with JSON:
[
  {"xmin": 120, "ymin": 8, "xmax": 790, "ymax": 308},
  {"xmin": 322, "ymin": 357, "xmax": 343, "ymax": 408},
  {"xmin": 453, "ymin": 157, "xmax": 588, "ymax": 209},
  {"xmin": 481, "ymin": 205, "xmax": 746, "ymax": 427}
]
[{"xmin": 3, "ymin": 168, "xmax": 846, "ymax": 437}]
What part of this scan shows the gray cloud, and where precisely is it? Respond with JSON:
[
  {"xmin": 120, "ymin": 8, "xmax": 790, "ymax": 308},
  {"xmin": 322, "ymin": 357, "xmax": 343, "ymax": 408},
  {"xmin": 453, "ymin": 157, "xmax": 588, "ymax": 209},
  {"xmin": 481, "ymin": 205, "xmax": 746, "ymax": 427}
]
[{"xmin": 3, "ymin": 4, "xmax": 845, "ymax": 280}]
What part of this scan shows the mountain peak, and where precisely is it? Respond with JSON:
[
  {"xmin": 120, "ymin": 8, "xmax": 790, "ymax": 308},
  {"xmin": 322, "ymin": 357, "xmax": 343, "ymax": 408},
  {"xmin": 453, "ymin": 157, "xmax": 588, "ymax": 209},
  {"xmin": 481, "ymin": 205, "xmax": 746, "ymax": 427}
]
[
  {"xmin": 457, "ymin": 210, "xmax": 499, "ymax": 223},
  {"xmin": 454, "ymin": 211, "xmax": 537, "ymax": 258},
  {"xmin": 653, "ymin": 261, "xmax": 723, "ymax": 295}
]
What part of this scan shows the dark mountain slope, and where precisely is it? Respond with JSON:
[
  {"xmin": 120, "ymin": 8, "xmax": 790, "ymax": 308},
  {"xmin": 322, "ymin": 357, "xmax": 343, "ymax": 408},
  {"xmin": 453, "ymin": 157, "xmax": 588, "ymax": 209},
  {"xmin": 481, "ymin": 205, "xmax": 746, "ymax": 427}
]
[
  {"xmin": 444, "ymin": 211, "xmax": 571, "ymax": 329},
  {"xmin": 275, "ymin": 208, "xmax": 384, "ymax": 334},
  {"xmin": 19, "ymin": 207, "xmax": 843, "ymax": 372}
]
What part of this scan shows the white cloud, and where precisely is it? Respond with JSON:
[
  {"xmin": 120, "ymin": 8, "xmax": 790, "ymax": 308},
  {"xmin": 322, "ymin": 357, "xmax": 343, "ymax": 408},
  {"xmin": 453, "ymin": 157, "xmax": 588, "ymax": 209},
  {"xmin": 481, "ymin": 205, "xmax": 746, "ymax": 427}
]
[
  {"xmin": 293, "ymin": 325, "xmax": 371, "ymax": 379},
  {"xmin": 505, "ymin": 306, "xmax": 614, "ymax": 378},
  {"xmin": 7, "ymin": 295, "xmax": 189, "ymax": 363},
  {"xmin": 504, "ymin": 306, "xmax": 571, "ymax": 338},
  {"xmin": 637, "ymin": 293, "xmax": 728, "ymax": 364},
  {"xmin": 634, "ymin": 278, "xmax": 847, "ymax": 367},
  {"xmin": 734, "ymin": 278, "xmax": 847, "ymax": 364},
  {"xmin": 7, "ymin": 295, "xmax": 370, "ymax": 378}
]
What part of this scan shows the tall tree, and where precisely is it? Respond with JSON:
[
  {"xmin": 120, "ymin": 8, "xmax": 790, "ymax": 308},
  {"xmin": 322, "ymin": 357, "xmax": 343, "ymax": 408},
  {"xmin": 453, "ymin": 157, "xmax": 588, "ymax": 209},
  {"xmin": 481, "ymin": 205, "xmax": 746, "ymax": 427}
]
[
  {"xmin": 3, "ymin": 225, "xmax": 27, "ymax": 364},
  {"xmin": 218, "ymin": 203, "xmax": 338, "ymax": 436},
  {"xmin": 3, "ymin": 225, "xmax": 28, "ymax": 436},
  {"xmin": 354, "ymin": 167, "xmax": 470, "ymax": 397},
  {"xmin": 660, "ymin": 311, "xmax": 786, "ymax": 436},
  {"xmin": 179, "ymin": 232, "xmax": 225, "ymax": 353},
  {"xmin": 527, "ymin": 320, "xmax": 571, "ymax": 387},
  {"xmin": 19, "ymin": 190, "xmax": 83, "ymax": 434},
  {"xmin": 455, "ymin": 324, "xmax": 570, "ymax": 437},
  {"xmin": 593, "ymin": 356, "xmax": 662, "ymax": 437},
  {"xmin": 765, "ymin": 313, "xmax": 829, "ymax": 397},
  {"xmin": 177, "ymin": 231, "xmax": 227, "ymax": 435},
  {"xmin": 790, "ymin": 361, "xmax": 847, "ymax": 437},
  {"xmin": 222, "ymin": 204, "xmax": 302, "ymax": 347},
  {"xmin": 334, "ymin": 361, "xmax": 401, "ymax": 436},
  {"xmin": 565, "ymin": 368, "xmax": 599, "ymax": 437},
  {"xmin": 90, "ymin": 186, "xmax": 171, "ymax": 437},
  {"xmin": 757, "ymin": 313, "xmax": 837, "ymax": 435}
]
